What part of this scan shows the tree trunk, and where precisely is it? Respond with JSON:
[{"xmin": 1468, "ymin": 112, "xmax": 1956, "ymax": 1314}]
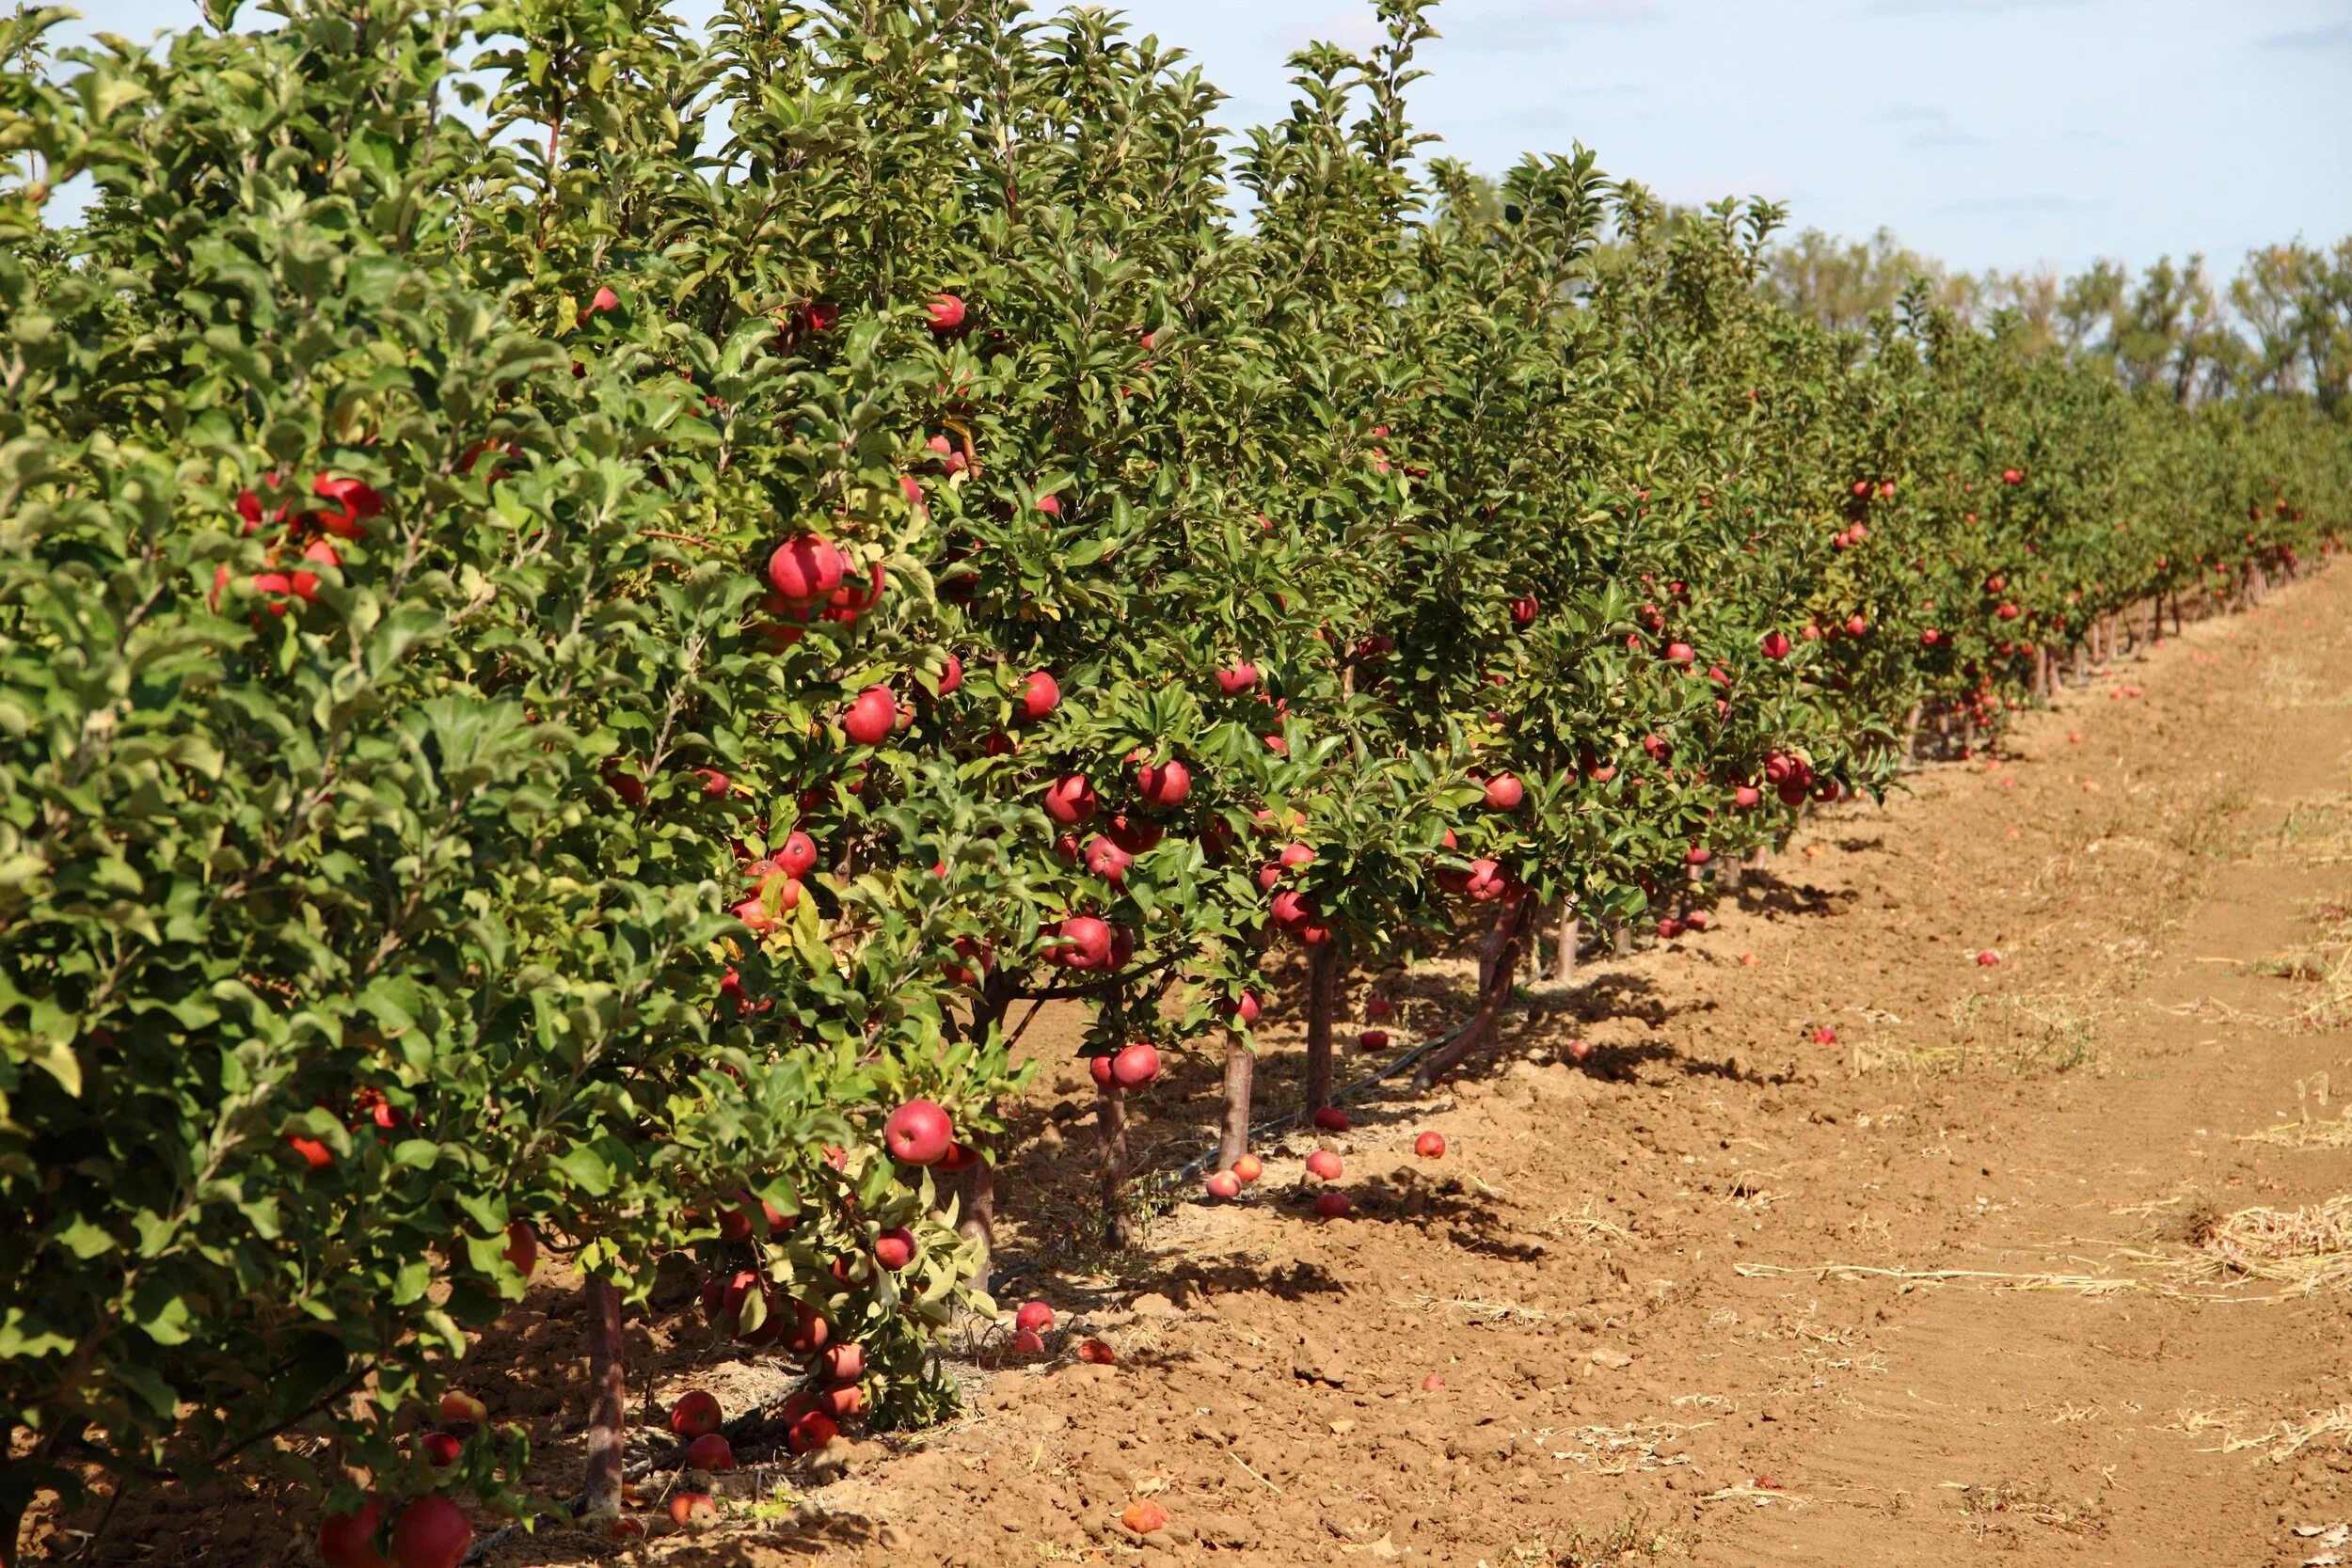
[
  {"xmin": 1611, "ymin": 923, "xmax": 1631, "ymax": 958},
  {"xmin": 1414, "ymin": 896, "xmax": 1535, "ymax": 1088},
  {"xmin": 2072, "ymin": 641, "xmax": 2087, "ymax": 683},
  {"xmin": 1217, "ymin": 1034, "xmax": 1253, "ymax": 1172},
  {"xmin": 1902, "ymin": 702, "xmax": 1922, "ymax": 762},
  {"xmin": 1094, "ymin": 1082, "xmax": 1131, "ymax": 1249},
  {"xmin": 1304, "ymin": 940, "xmax": 1340, "ymax": 1113},
  {"xmin": 956, "ymin": 974, "xmax": 1015, "ymax": 1282},
  {"xmin": 2152, "ymin": 594, "xmax": 2164, "ymax": 644},
  {"xmin": 1554, "ymin": 911, "xmax": 1579, "ymax": 986},
  {"xmin": 582, "ymin": 1275, "xmax": 627, "ymax": 1519}
]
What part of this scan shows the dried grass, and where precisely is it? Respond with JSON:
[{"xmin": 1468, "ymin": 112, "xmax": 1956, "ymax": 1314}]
[
  {"xmin": 1734, "ymin": 1261, "xmax": 2137, "ymax": 1295},
  {"xmin": 2174, "ymin": 1402, "xmax": 2352, "ymax": 1463},
  {"xmin": 1947, "ymin": 1480, "xmax": 2108, "ymax": 1538},
  {"xmin": 2160, "ymin": 1195, "xmax": 2352, "ymax": 1296},
  {"xmin": 1392, "ymin": 1291, "xmax": 1549, "ymax": 1325}
]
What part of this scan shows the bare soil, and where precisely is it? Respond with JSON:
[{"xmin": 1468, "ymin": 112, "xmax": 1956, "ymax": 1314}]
[{"xmin": 33, "ymin": 565, "xmax": 2352, "ymax": 1567}]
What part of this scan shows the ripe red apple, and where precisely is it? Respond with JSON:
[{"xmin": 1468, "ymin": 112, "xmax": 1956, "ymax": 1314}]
[
  {"xmin": 1136, "ymin": 758, "xmax": 1191, "ymax": 809},
  {"xmin": 883, "ymin": 1099, "xmax": 954, "ymax": 1164},
  {"xmin": 1483, "ymin": 773, "xmax": 1524, "ymax": 811},
  {"xmin": 1205, "ymin": 1170, "xmax": 1241, "ymax": 1199},
  {"xmin": 820, "ymin": 1382, "xmax": 866, "ymax": 1418},
  {"xmin": 1223, "ymin": 990, "xmax": 1262, "ymax": 1025},
  {"xmin": 1733, "ymin": 784, "xmax": 1762, "ymax": 809},
  {"xmin": 1110, "ymin": 1042, "xmax": 1161, "ymax": 1088},
  {"xmin": 1088, "ymin": 1053, "xmax": 1115, "ymax": 1088},
  {"xmin": 669, "ymin": 1389, "xmax": 723, "ymax": 1440},
  {"xmin": 668, "ymin": 1492, "xmax": 719, "ymax": 1529},
  {"xmin": 686, "ymin": 1433, "xmax": 736, "ymax": 1472},
  {"xmin": 1216, "ymin": 660, "xmax": 1260, "ymax": 694},
  {"xmin": 1311, "ymin": 1106, "xmax": 1349, "ymax": 1132},
  {"xmin": 1084, "ymin": 834, "xmax": 1133, "ymax": 883},
  {"xmin": 1359, "ymin": 1028, "xmax": 1389, "ymax": 1051},
  {"xmin": 841, "ymin": 684, "xmax": 896, "ymax": 746},
  {"xmin": 1268, "ymin": 889, "xmax": 1313, "ymax": 930},
  {"xmin": 1812, "ymin": 1025, "xmax": 1837, "ymax": 1045},
  {"xmin": 1043, "ymin": 772, "xmax": 1098, "ymax": 826},
  {"xmin": 1012, "ymin": 1327, "xmax": 1046, "ymax": 1355},
  {"xmin": 1018, "ymin": 670, "xmax": 1060, "ymax": 721},
  {"xmin": 1314, "ymin": 1191, "xmax": 1353, "ymax": 1219},
  {"xmin": 1014, "ymin": 1300, "xmax": 1056, "ymax": 1334},
  {"xmin": 1566, "ymin": 1038, "xmax": 1593, "ymax": 1062},
  {"xmin": 874, "ymin": 1227, "xmax": 916, "ymax": 1270},
  {"xmin": 418, "ymin": 1431, "xmax": 461, "ymax": 1467},
  {"xmin": 1687, "ymin": 846, "xmax": 1711, "ymax": 865},
  {"xmin": 777, "ymin": 830, "xmax": 819, "ymax": 879},
  {"xmin": 926, "ymin": 293, "xmax": 965, "ymax": 332},
  {"xmin": 1656, "ymin": 917, "xmax": 1683, "ymax": 939},
  {"xmin": 1366, "ymin": 995, "xmax": 1392, "ymax": 1020},
  {"xmin": 767, "ymin": 534, "xmax": 844, "ymax": 601},
  {"xmin": 437, "ymin": 1390, "xmax": 486, "ymax": 1426},
  {"xmin": 1664, "ymin": 641, "xmax": 1695, "ymax": 666},
  {"xmin": 1421, "ymin": 1373, "xmax": 1447, "ymax": 1392},
  {"xmin": 389, "ymin": 1496, "xmax": 470, "ymax": 1568},
  {"xmin": 784, "ymin": 1301, "xmax": 832, "ymax": 1357},
  {"xmin": 1305, "ymin": 1149, "xmax": 1343, "ymax": 1180},
  {"xmin": 1055, "ymin": 914, "xmax": 1114, "ymax": 970},
  {"xmin": 1844, "ymin": 614, "xmax": 1867, "ymax": 638},
  {"xmin": 319, "ymin": 1499, "xmax": 390, "ymax": 1568},
  {"xmin": 1509, "ymin": 594, "xmax": 1539, "ymax": 625},
  {"xmin": 1995, "ymin": 602, "xmax": 2021, "ymax": 621},
  {"xmin": 1121, "ymin": 1499, "xmax": 1171, "ymax": 1536},
  {"xmin": 1232, "ymin": 1153, "xmax": 1263, "ymax": 1184},
  {"xmin": 786, "ymin": 1409, "xmax": 838, "ymax": 1455},
  {"xmin": 1977, "ymin": 949, "xmax": 2001, "ymax": 966},
  {"xmin": 1036, "ymin": 493, "xmax": 1061, "ymax": 516},
  {"xmin": 1414, "ymin": 1131, "xmax": 1446, "ymax": 1159},
  {"xmin": 2001, "ymin": 466, "xmax": 2024, "ymax": 485},
  {"xmin": 1684, "ymin": 910, "xmax": 1711, "ymax": 930}
]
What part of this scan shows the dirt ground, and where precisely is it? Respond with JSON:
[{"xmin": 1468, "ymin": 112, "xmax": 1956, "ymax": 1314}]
[{"xmin": 33, "ymin": 562, "xmax": 2352, "ymax": 1567}]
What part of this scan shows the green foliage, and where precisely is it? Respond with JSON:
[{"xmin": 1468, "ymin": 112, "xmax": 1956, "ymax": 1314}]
[{"xmin": 0, "ymin": 0, "xmax": 2346, "ymax": 1546}]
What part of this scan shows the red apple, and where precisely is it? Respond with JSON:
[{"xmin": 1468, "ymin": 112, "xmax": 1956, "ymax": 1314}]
[
  {"xmin": 1305, "ymin": 1149, "xmax": 1343, "ymax": 1180},
  {"xmin": 1664, "ymin": 641, "xmax": 1695, "ymax": 666},
  {"xmin": 786, "ymin": 1409, "xmax": 838, "ymax": 1455},
  {"xmin": 685, "ymin": 1433, "xmax": 736, "ymax": 1472},
  {"xmin": 874, "ymin": 1227, "xmax": 915, "ymax": 1270},
  {"xmin": 1314, "ymin": 1191, "xmax": 1353, "ymax": 1219},
  {"xmin": 1036, "ymin": 493, "xmax": 1061, "ymax": 516},
  {"xmin": 1483, "ymin": 773, "xmax": 1524, "ymax": 811},
  {"xmin": 1110, "ymin": 1042, "xmax": 1161, "ymax": 1088},
  {"xmin": 1205, "ymin": 1170, "xmax": 1241, "ymax": 1199},
  {"xmin": 1844, "ymin": 614, "xmax": 1867, "ymax": 638},
  {"xmin": 1084, "ymin": 834, "xmax": 1133, "ymax": 883},
  {"xmin": 927, "ymin": 293, "xmax": 966, "ymax": 332},
  {"xmin": 418, "ymin": 1431, "xmax": 461, "ymax": 1467},
  {"xmin": 319, "ymin": 1499, "xmax": 391, "ymax": 1568},
  {"xmin": 1358, "ymin": 1028, "xmax": 1389, "ymax": 1052},
  {"xmin": 1311, "ymin": 1106, "xmax": 1349, "ymax": 1132},
  {"xmin": 1018, "ymin": 670, "xmax": 1060, "ymax": 721},
  {"xmin": 1812, "ymin": 1025, "xmax": 1837, "ymax": 1045},
  {"xmin": 820, "ymin": 1382, "xmax": 866, "ymax": 1418},
  {"xmin": 1366, "ymin": 995, "xmax": 1393, "ymax": 1020},
  {"xmin": 1121, "ymin": 1499, "xmax": 1171, "ymax": 1536},
  {"xmin": 1055, "ymin": 914, "xmax": 1114, "ymax": 970},
  {"xmin": 1088, "ymin": 1053, "xmax": 1115, "ymax": 1087},
  {"xmin": 841, "ymin": 684, "xmax": 896, "ymax": 745},
  {"xmin": 669, "ymin": 1390, "xmax": 723, "ymax": 1439},
  {"xmin": 668, "ymin": 1492, "xmax": 719, "ymax": 1529},
  {"xmin": 1566, "ymin": 1038, "xmax": 1593, "ymax": 1062},
  {"xmin": 1012, "ymin": 1327, "xmax": 1046, "ymax": 1355},
  {"xmin": 1733, "ymin": 784, "xmax": 1762, "ymax": 809},
  {"xmin": 1920, "ymin": 628, "xmax": 1942, "ymax": 647},
  {"xmin": 883, "ymin": 1099, "xmax": 954, "ymax": 1164},
  {"xmin": 1760, "ymin": 630, "xmax": 1792, "ymax": 660},
  {"xmin": 389, "ymin": 1496, "xmax": 470, "ymax": 1568},
  {"xmin": 1232, "ymin": 1153, "xmax": 1263, "ymax": 1184},
  {"xmin": 437, "ymin": 1390, "xmax": 486, "ymax": 1426},
  {"xmin": 1223, "ymin": 990, "xmax": 1262, "ymax": 1025},
  {"xmin": 767, "ymin": 534, "xmax": 844, "ymax": 601},
  {"xmin": 1421, "ymin": 1374, "xmax": 1447, "ymax": 1392},
  {"xmin": 1414, "ymin": 1131, "xmax": 1445, "ymax": 1159},
  {"xmin": 1136, "ymin": 758, "xmax": 1191, "ymax": 809},
  {"xmin": 2001, "ymin": 467, "xmax": 2024, "ymax": 485},
  {"xmin": 1977, "ymin": 949, "xmax": 2001, "ymax": 966},
  {"xmin": 1509, "ymin": 594, "xmax": 1539, "ymax": 625},
  {"xmin": 1043, "ymin": 772, "xmax": 1098, "ymax": 826},
  {"xmin": 1216, "ymin": 660, "xmax": 1260, "ymax": 693},
  {"xmin": 1015, "ymin": 1300, "xmax": 1056, "ymax": 1333}
]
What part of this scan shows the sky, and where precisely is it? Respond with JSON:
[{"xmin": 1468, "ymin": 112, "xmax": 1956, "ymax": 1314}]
[{"xmin": 47, "ymin": 0, "xmax": 2352, "ymax": 280}]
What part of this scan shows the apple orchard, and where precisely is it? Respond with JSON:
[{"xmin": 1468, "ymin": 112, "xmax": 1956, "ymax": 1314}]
[{"xmin": 3, "ymin": 0, "xmax": 2349, "ymax": 1563}]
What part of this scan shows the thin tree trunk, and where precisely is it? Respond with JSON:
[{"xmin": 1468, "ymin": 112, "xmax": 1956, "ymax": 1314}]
[
  {"xmin": 1554, "ymin": 911, "xmax": 1579, "ymax": 986},
  {"xmin": 582, "ymin": 1275, "xmax": 627, "ymax": 1518},
  {"xmin": 1611, "ymin": 923, "xmax": 1631, "ymax": 958},
  {"xmin": 1094, "ymin": 1082, "xmax": 1131, "ymax": 1248},
  {"xmin": 1304, "ymin": 940, "xmax": 1340, "ymax": 1113},
  {"xmin": 2072, "ymin": 641, "xmax": 2087, "ymax": 683},
  {"xmin": 2152, "ymin": 595, "xmax": 2164, "ymax": 643},
  {"xmin": 1902, "ymin": 702, "xmax": 1922, "ymax": 762},
  {"xmin": 1414, "ymin": 896, "xmax": 1535, "ymax": 1087},
  {"xmin": 1217, "ymin": 1035, "xmax": 1253, "ymax": 1171},
  {"xmin": 956, "ymin": 974, "xmax": 1015, "ymax": 1282}
]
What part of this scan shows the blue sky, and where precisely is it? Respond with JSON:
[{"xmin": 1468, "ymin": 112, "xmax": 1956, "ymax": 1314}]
[{"xmin": 50, "ymin": 0, "xmax": 2352, "ymax": 278}]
